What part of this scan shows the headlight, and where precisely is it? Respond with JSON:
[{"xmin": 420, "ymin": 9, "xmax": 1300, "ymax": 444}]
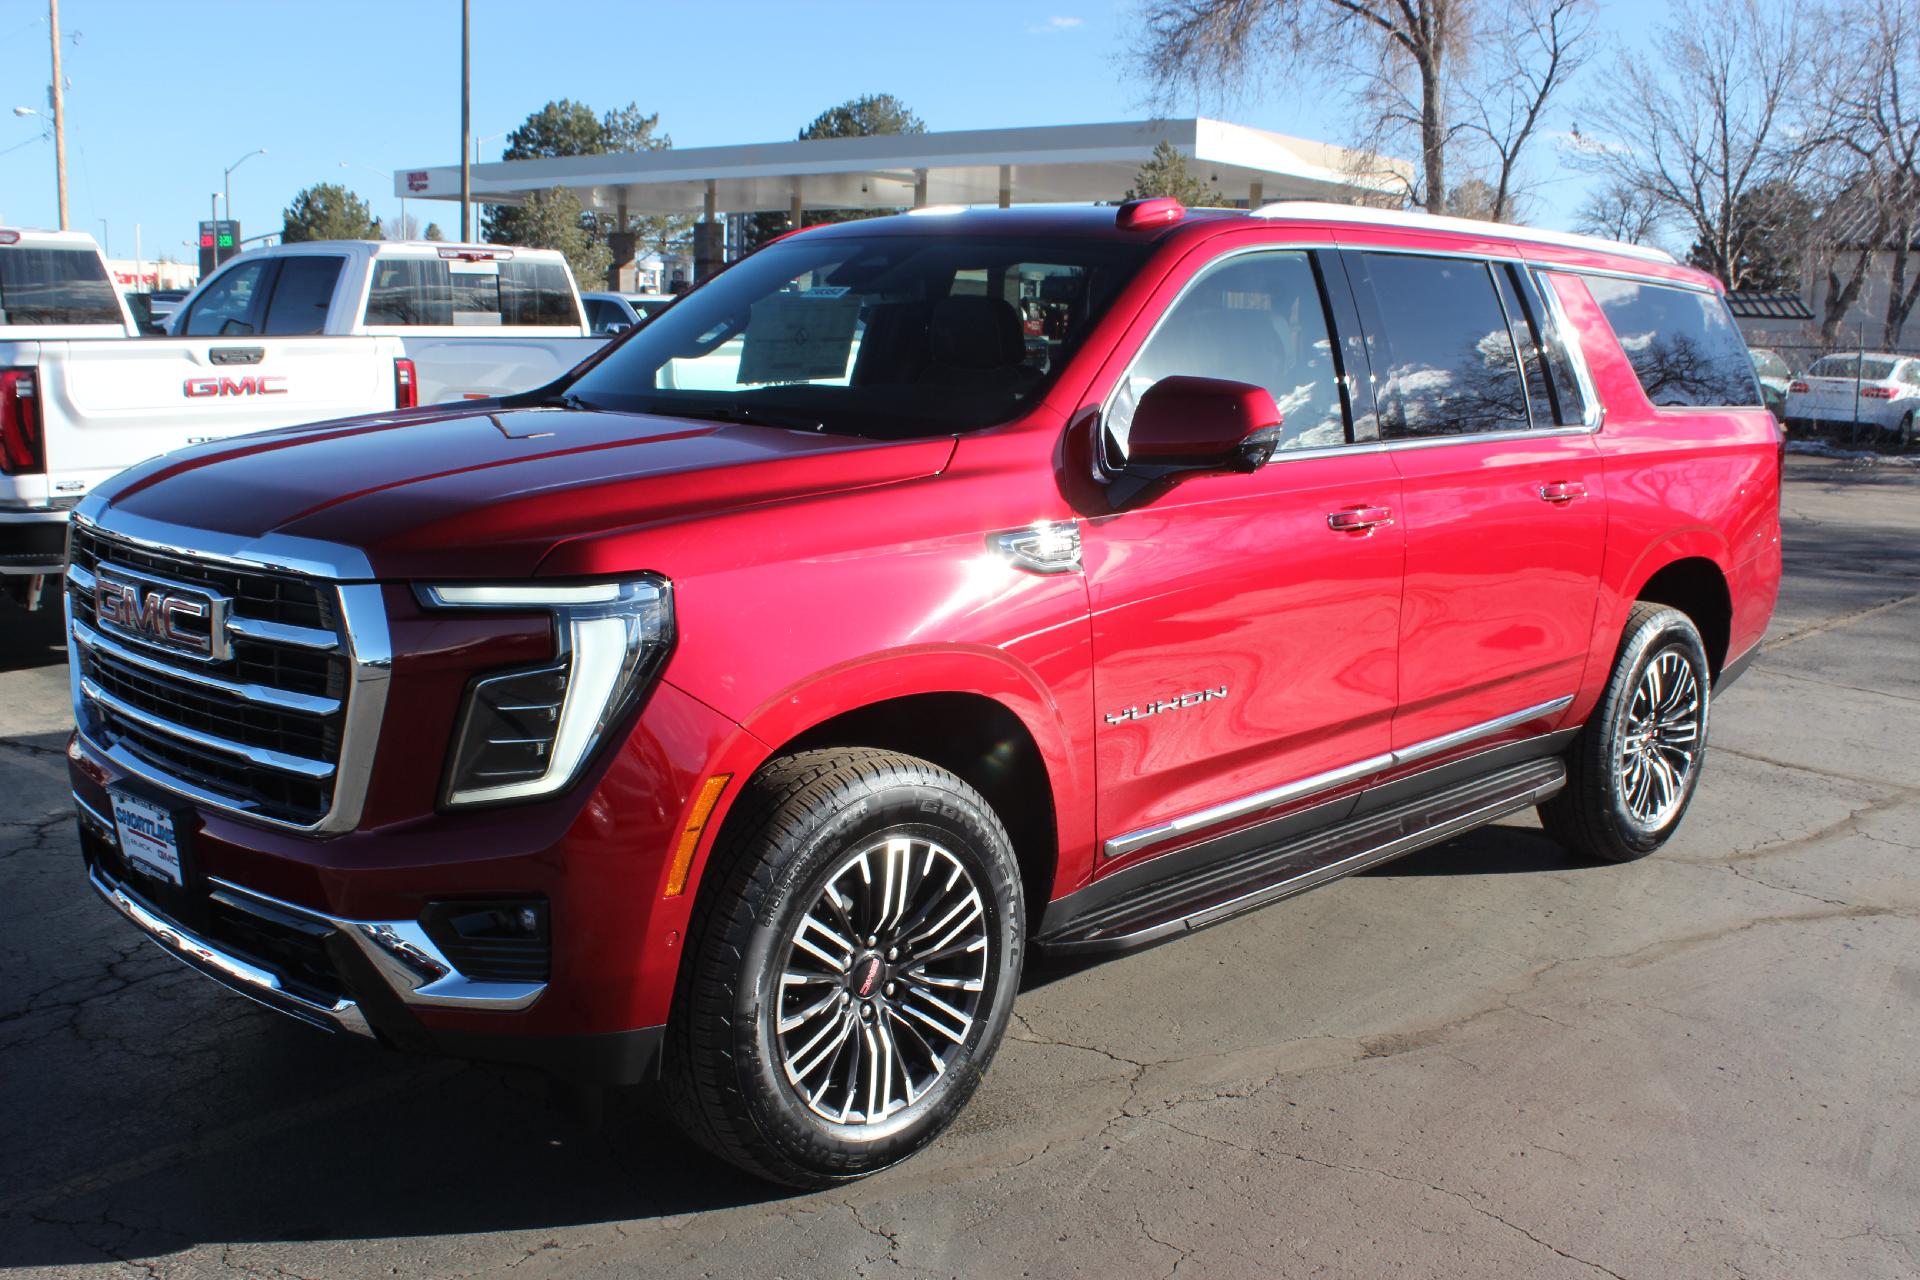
[{"xmin": 418, "ymin": 577, "xmax": 673, "ymax": 807}]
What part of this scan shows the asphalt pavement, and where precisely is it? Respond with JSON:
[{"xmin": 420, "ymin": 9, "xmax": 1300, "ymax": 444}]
[{"xmin": 2, "ymin": 454, "xmax": 1916, "ymax": 1279}]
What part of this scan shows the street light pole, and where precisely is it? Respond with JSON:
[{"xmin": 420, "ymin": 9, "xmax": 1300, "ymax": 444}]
[
  {"xmin": 48, "ymin": 0, "xmax": 68, "ymax": 229},
  {"xmin": 460, "ymin": 0, "xmax": 472, "ymax": 241},
  {"xmin": 224, "ymin": 148, "xmax": 266, "ymax": 226}
]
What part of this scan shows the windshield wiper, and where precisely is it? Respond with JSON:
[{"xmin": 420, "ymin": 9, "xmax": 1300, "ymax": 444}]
[{"xmin": 663, "ymin": 403, "xmax": 829, "ymax": 433}]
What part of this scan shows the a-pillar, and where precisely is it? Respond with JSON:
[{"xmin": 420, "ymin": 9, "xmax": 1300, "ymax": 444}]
[{"xmin": 694, "ymin": 178, "xmax": 724, "ymax": 283}]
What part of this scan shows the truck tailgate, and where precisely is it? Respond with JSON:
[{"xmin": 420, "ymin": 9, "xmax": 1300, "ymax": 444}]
[{"xmin": 38, "ymin": 336, "xmax": 404, "ymax": 495}]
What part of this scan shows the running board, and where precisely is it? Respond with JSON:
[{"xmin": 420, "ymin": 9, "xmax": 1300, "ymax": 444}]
[{"xmin": 1034, "ymin": 757, "xmax": 1566, "ymax": 959}]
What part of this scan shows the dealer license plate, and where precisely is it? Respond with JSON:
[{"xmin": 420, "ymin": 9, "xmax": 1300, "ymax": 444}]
[{"xmin": 109, "ymin": 789, "xmax": 183, "ymax": 887}]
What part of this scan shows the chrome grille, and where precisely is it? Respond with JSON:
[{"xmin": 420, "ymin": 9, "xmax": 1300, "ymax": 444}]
[{"xmin": 67, "ymin": 519, "xmax": 389, "ymax": 832}]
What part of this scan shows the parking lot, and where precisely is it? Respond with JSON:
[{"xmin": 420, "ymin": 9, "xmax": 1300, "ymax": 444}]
[{"xmin": 1, "ymin": 454, "xmax": 1915, "ymax": 1280}]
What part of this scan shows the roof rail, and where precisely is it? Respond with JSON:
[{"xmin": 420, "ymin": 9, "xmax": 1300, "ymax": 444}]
[{"xmin": 1249, "ymin": 201, "xmax": 1679, "ymax": 266}]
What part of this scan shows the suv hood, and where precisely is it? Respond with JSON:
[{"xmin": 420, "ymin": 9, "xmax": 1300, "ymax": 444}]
[{"xmin": 91, "ymin": 406, "xmax": 956, "ymax": 579}]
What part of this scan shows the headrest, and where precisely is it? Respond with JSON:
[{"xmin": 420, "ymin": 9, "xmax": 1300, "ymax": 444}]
[{"xmin": 928, "ymin": 296, "xmax": 1026, "ymax": 371}]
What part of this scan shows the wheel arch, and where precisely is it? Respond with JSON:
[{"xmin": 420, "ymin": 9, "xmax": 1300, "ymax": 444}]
[
  {"xmin": 1629, "ymin": 553, "xmax": 1734, "ymax": 677},
  {"xmin": 676, "ymin": 649, "xmax": 1088, "ymax": 936}
]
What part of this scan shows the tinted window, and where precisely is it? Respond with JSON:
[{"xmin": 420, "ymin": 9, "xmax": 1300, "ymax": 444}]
[
  {"xmin": 564, "ymin": 234, "xmax": 1149, "ymax": 438},
  {"xmin": 364, "ymin": 256, "xmax": 575, "ymax": 327},
  {"xmin": 0, "ymin": 246, "xmax": 122, "ymax": 325},
  {"xmin": 1750, "ymin": 349, "xmax": 1789, "ymax": 380},
  {"xmin": 182, "ymin": 261, "xmax": 269, "ymax": 336},
  {"xmin": 501, "ymin": 259, "xmax": 575, "ymax": 326},
  {"xmin": 1361, "ymin": 254, "xmax": 1530, "ymax": 438},
  {"xmin": 1585, "ymin": 277, "xmax": 1761, "ymax": 407},
  {"xmin": 261, "ymin": 256, "xmax": 343, "ymax": 335},
  {"xmin": 1110, "ymin": 250, "xmax": 1348, "ymax": 458}
]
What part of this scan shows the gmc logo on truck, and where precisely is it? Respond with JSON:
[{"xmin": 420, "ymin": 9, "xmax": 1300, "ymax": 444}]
[
  {"xmin": 93, "ymin": 572, "xmax": 232, "ymax": 661},
  {"xmin": 183, "ymin": 376, "xmax": 287, "ymax": 398}
]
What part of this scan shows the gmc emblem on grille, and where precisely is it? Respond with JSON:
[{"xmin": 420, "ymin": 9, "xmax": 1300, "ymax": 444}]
[{"xmin": 94, "ymin": 572, "xmax": 232, "ymax": 662}]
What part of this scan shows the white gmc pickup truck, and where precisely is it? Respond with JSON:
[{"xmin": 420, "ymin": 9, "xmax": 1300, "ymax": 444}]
[{"xmin": 1, "ymin": 232, "xmax": 607, "ymax": 613}]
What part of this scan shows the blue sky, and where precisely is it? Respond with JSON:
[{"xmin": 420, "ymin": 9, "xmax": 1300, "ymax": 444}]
[{"xmin": 1, "ymin": 0, "xmax": 1672, "ymax": 261}]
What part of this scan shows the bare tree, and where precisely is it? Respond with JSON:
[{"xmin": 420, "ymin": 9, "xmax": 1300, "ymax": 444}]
[
  {"xmin": 1133, "ymin": 0, "xmax": 1591, "ymax": 216},
  {"xmin": 1804, "ymin": 0, "xmax": 1920, "ymax": 345},
  {"xmin": 1574, "ymin": 179, "xmax": 1666, "ymax": 245},
  {"xmin": 1575, "ymin": 0, "xmax": 1806, "ymax": 290},
  {"xmin": 1456, "ymin": 0, "xmax": 1594, "ymax": 221}
]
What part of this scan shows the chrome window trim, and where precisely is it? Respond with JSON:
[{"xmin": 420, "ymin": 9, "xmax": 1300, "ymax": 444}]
[
  {"xmin": 68, "ymin": 515, "xmax": 393, "ymax": 836},
  {"xmin": 1094, "ymin": 242, "xmax": 1356, "ymax": 479},
  {"xmin": 1103, "ymin": 695, "xmax": 1575, "ymax": 860},
  {"xmin": 1532, "ymin": 272, "xmax": 1606, "ymax": 432}
]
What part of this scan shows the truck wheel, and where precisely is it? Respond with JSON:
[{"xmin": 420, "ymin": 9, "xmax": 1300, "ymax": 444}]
[
  {"xmin": 663, "ymin": 748, "xmax": 1024, "ymax": 1187},
  {"xmin": 1540, "ymin": 604, "xmax": 1711, "ymax": 863}
]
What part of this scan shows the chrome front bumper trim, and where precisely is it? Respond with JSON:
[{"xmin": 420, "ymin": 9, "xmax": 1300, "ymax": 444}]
[
  {"xmin": 208, "ymin": 877, "xmax": 547, "ymax": 1013},
  {"xmin": 88, "ymin": 867, "xmax": 375, "ymax": 1038}
]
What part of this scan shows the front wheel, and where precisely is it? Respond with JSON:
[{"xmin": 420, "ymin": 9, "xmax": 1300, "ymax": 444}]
[
  {"xmin": 1540, "ymin": 603, "xmax": 1711, "ymax": 863},
  {"xmin": 663, "ymin": 748, "xmax": 1025, "ymax": 1187}
]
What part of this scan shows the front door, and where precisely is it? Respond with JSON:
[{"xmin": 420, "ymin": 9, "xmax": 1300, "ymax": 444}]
[
  {"xmin": 1083, "ymin": 248, "xmax": 1404, "ymax": 871},
  {"xmin": 1341, "ymin": 248, "xmax": 1608, "ymax": 753}
]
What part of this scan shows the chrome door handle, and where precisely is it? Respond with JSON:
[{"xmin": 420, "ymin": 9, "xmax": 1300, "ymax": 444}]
[
  {"xmin": 1327, "ymin": 505, "xmax": 1393, "ymax": 532},
  {"xmin": 1538, "ymin": 481, "xmax": 1587, "ymax": 504}
]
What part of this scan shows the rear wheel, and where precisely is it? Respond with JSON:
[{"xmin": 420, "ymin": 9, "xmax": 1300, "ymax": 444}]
[
  {"xmin": 1540, "ymin": 603, "xmax": 1711, "ymax": 863},
  {"xmin": 662, "ymin": 748, "xmax": 1024, "ymax": 1187},
  {"xmin": 1899, "ymin": 410, "xmax": 1914, "ymax": 450}
]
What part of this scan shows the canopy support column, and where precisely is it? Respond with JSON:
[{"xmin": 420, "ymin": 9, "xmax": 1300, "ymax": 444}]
[
  {"xmin": 913, "ymin": 168, "xmax": 928, "ymax": 208},
  {"xmin": 998, "ymin": 165, "xmax": 1012, "ymax": 209},
  {"xmin": 694, "ymin": 179, "xmax": 723, "ymax": 283}
]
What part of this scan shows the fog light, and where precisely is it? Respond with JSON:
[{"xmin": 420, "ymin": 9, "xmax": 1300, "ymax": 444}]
[{"xmin": 420, "ymin": 899, "xmax": 551, "ymax": 983}]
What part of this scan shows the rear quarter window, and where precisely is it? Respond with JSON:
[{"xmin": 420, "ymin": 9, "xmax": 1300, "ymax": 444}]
[
  {"xmin": 1584, "ymin": 277, "xmax": 1761, "ymax": 408},
  {"xmin": 0, "ymin": 246, "xmax": 123, "ymax": 325},
  {"xmin": 364, "ymin": 255, "xmax": 576, "ymax": 327}
]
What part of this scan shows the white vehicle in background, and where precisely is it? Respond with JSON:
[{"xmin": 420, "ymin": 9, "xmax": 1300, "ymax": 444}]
[
  {"xmin": 170, "ymin": 240, "xmax": 608, "ymax": 405},
  {"xmin": 0, "ymin": 227, "xmax": 140, "ymax": 340},
  {"xmin": 580, "ymin": 290, "xmax": 677, "ymax": 335},
  {"xmin": 1785, "ymin": 352, "xmax": 1920, "ymax": 445}
]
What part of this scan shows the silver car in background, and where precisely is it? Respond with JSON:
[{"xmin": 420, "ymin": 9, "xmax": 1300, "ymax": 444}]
[{"xmin": 1785, "ymin": 352, "xmax": 1920, "ymax": 443}]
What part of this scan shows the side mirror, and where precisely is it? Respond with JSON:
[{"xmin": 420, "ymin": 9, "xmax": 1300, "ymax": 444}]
[{"xmin": 1123, "ymin": 376, "xmax": 1284, "ymax": 478}]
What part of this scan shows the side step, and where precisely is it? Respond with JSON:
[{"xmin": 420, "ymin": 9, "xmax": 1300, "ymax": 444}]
[{"xmin": 1033, "ymin": 757, "xmax": 1566, "ymax": 959}]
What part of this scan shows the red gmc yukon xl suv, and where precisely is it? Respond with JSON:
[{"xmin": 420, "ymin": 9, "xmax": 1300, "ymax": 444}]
[{"xmin": 65, "ymin": 201, "xmax": 1781, "ymax": 1186}]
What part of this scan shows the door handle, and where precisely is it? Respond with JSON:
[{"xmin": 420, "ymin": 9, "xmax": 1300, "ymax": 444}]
[
  {"xmin": 1538, "ymin": 481, "xmax": 1587, "ymax": 504},
  {"xmin": 209, "ymin": 346, "xmax": 265, "ymax": 366},
  {"xmin": 1327, "ymin": 505, "xmax": 1394, "ymax": 532}
]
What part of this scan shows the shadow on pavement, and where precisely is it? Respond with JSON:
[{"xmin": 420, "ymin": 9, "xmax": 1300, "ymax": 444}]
[{"xmin": 0, "ymin": 600, "xmax": 66, "ymax": 673}]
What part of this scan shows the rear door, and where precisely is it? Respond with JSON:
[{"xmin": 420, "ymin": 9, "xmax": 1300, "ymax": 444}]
[
  {"xmin": 1340, "ymin": 247, "xmax": 1606, "ymax": 756},
  {"xmin": 1084, "ymin": 245, "xmax": 1405, "ymax": 871}
]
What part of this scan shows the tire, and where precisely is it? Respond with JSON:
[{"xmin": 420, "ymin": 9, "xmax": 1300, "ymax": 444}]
[
  {"xmin": 1539, "ymin": 603, "xmax": 1712, "ymax": 863},
  {"xmin": 662, "ymin": 748, "xmax": 1025, "ymax": 1187},
  {"xmin": 1899, "ymin": 411, "xmax": 1914, "ymax": 450}
]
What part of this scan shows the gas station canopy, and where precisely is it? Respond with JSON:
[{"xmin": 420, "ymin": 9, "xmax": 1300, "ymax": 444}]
[{"xmin": 396, "ymin": 117, "xmax": 1405, "ymax": 216}]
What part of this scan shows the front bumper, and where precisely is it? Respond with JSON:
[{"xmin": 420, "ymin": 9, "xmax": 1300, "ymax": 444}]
[{"xmin": 68, "ymin": 674, "xmax": 747, "ymax": 1085}]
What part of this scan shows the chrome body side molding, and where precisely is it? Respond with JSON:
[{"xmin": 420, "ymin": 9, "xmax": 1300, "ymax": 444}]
[{"xmin": 1103, "ymin": 695, "xmax": 1575, "ymax": 860}]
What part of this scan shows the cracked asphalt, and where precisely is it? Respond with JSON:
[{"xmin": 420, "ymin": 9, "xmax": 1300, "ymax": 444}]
[{"xmin": 3, "ymin": 454, "xmax": 1917, "ymax": 1279}]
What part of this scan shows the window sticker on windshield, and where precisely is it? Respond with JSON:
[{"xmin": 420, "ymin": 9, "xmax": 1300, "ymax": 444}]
[
  {"xmin": 801, "ymin": 286, "xmax": 850, "ymax": 297},
  {"xmin": 738, "ymin": 293, "xmax": 861, "ymax": 384}
]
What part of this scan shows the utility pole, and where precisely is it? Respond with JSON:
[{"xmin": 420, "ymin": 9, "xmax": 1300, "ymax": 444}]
[
  {"xmin": 460, "ymin": 0, "xmax": 472, "ymax": 241},
  {"xmin": 49, "ymin": 0, "xmax": 68, "ymax": 230}
]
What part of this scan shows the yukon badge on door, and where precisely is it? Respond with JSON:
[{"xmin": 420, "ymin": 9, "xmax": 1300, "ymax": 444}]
[{"xmin": 1105, "ymin": 686, "xmax": 1229, "ymax": 724}]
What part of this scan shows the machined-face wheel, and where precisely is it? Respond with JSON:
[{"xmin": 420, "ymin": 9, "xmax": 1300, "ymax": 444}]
[
  {"xmin": 1615, "ymin": 646, "xmax": 1703, "ymax": 828},
  {"xmin": 775, "ymin": 836, "xmax": 990, "ymax": 1126}
]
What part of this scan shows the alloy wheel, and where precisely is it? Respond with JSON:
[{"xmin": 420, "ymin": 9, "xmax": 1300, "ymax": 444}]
[
  {"xmin": 1616, "ymin": 647, "xmax": 1703, "ymax": 827},
  {"xmin": 774, "ymin": 835, "xmax": 990, "ymax": 1126}
]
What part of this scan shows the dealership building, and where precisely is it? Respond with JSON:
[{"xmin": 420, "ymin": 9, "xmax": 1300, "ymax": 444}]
[{"xmin": 398, "ymin": 117, "xmax": 1406, "ymax": 289}]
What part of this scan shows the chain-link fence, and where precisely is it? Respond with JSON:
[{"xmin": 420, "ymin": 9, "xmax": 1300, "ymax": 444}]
[{"xmin": 1748, "ymin": 333, "xmax": 1920, "ymax": 450}]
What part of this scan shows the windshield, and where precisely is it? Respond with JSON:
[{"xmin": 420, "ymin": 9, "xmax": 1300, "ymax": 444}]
[
  {"xmin": 0, "ymin": 246, "xmax": 122, "ymax": 326},
  {"xmin": 561, "ymin": 234, "xmax": 1151, "ymax": 438}
]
